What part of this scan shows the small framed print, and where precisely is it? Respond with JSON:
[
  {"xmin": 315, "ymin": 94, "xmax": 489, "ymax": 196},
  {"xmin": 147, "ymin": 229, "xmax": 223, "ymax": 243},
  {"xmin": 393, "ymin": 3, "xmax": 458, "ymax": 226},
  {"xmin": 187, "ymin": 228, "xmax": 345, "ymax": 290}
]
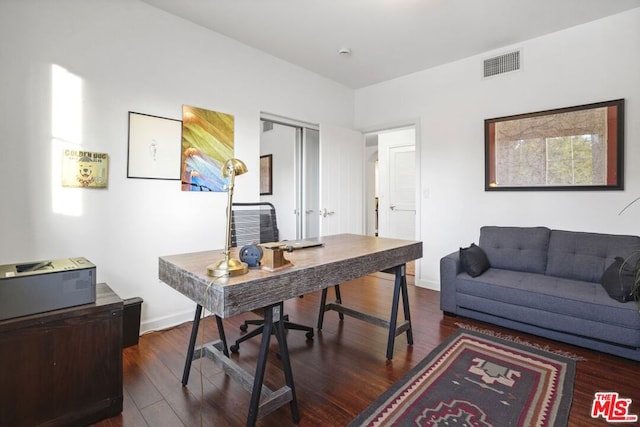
[
  {"xmin": 62, "ymin": 150, "xmax": 109, "ymax": 188},
  {"xmin": 127, "ymin": 111, "xmax": 181, "ymax": 180}
]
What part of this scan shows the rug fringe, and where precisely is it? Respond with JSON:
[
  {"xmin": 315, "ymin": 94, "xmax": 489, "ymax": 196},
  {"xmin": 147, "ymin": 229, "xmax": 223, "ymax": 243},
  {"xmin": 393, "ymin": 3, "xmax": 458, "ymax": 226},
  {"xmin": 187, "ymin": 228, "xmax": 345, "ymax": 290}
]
[{"xmin": 455, "ymin": 322, "xmax": 588, "ymax": 361}]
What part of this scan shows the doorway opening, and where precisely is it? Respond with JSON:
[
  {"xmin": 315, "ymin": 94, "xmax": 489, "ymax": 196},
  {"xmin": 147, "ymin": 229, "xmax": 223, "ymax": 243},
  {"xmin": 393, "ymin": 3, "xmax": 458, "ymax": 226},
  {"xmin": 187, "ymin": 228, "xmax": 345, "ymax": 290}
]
[
  {"xmin": 364, "ymin": 126, "xmax": 417, "ymax": 275},
  {"xmin": 364, "ymin": 127, "xmax": 416, "ymax": 239}
]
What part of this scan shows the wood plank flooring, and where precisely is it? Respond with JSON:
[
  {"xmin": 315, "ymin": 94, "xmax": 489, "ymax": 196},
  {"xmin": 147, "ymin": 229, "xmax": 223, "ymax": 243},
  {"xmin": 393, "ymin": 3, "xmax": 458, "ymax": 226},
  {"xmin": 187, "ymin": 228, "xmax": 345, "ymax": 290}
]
[{"xmin": 94, "ymin": 274, "xmax": 640, "ymax": 427}]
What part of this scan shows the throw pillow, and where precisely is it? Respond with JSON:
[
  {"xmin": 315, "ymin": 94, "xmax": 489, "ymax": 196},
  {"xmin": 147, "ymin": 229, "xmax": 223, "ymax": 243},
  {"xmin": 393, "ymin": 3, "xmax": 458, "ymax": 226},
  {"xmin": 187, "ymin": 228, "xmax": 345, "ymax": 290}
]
[
  {"xmin": 601, "ymin": 257, "xmax": 636, "ymax": 303},
  {"xmin": 460, "ymin": 243, "xmax": 490, "ymax": 277}
]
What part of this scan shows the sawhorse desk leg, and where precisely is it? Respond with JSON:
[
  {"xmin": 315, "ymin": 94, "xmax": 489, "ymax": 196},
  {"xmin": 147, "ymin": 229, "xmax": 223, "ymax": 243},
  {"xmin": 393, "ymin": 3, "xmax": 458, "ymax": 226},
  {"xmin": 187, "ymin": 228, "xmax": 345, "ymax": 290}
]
[
  {"xmin": 317, "ymin": 285, "xmax": 344, "ymax": 330},
  {"xmin": 247, "ymin": 303, "xmax": 299, "ymax": 426},
  {"xmin": 182, "ymin": 303, "xmax": 299, "ymax": 427},
  {"xmin": 182, "ymin": 304, "xmax": 228, "ymax": 386},
  {"xmin": 317, "ymin": 264, "xmax": 413, "ymax": 360},
  {"xmin": 386, "ymin": 264, "xmax": 413, "ymax": 360}
]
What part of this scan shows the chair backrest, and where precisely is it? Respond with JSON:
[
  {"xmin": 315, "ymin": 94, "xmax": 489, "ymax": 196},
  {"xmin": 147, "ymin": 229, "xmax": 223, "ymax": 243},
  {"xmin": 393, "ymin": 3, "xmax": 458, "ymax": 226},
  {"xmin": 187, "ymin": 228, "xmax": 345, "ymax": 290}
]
[{"xmin": 231, "ymin": 202, "xmax": 279, "ymax": 248}]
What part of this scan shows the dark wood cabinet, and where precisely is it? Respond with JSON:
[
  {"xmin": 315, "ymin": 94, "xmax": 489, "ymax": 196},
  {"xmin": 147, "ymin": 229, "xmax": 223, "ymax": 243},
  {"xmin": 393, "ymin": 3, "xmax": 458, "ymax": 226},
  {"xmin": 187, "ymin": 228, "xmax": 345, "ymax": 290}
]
[{"xmin": 0, "ymin": 283, "xmax": 123, "ymax": 426}]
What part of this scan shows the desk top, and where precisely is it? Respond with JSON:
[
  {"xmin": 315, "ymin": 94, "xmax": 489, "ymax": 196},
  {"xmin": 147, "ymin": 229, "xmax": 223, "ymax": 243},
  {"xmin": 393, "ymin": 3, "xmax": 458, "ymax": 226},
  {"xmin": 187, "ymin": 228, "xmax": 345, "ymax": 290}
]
[{"xmin": 159, "ymin": 233, "xmax": 422, "ymax": 318}]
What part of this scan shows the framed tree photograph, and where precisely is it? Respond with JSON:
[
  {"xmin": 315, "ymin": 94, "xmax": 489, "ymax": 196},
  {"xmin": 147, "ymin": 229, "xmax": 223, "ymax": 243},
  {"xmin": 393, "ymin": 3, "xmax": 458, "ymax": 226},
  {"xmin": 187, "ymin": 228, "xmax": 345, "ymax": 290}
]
[
  {"xmin": 485, "ymin": 99, "xmax": 624, "ymax": 191},
  {"xmin": 127, "ymin": 112, "xmax": 182, "ymax": 180},
  {"xmin": 260, "ymin": 154, "xmax": 273, "ymax": 195}
]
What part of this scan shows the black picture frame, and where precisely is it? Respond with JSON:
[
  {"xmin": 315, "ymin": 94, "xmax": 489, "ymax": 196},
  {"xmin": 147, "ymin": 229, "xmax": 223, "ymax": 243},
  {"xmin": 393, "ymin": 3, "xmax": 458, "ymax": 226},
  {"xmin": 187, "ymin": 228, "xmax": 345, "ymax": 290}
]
[
  {"xmin": 485, "ymin": 99, "xmax": 624, "ymax": 191},
  {"xmin": 127, "ymin": 112, "xmax": 182, "ymax": 180}
]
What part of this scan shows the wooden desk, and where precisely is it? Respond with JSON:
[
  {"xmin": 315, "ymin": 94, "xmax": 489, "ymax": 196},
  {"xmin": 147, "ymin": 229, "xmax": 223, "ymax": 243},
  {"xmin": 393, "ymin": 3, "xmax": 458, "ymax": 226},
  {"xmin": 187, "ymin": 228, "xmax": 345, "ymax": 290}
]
[{"xmin": 159, "ymin": 234, "xmax": 422, "ymax": 426}]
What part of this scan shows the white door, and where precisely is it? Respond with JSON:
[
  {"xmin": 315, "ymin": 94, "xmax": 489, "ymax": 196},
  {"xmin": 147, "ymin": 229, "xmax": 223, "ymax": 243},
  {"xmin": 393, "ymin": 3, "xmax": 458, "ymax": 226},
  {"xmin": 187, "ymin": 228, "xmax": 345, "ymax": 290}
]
[
  {"xmin": 319, "ymin": 123, "xmax": 364, "ymax": 236},
  {"xmin": 302, "ymin": 128, "xmax": 320, "ymax": 238},
  {"xmin": 378, "ymin": 128, "xmax": 416, "ymax": 240}
]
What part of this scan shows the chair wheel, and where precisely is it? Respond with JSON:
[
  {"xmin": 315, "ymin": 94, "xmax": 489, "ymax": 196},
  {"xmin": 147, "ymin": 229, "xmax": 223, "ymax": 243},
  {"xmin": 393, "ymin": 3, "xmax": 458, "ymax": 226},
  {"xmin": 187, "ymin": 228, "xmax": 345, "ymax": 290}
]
[
  {"xmin": 305, "ymin": 331, "xmax": 314, "ymax": 340},
  {"xmin": 230, "ymin": 344, "xmax": 239, "ymax": 353},
  {"xmin": 240, "ymin": 324, "xmax": 248, "ymax": 332}
]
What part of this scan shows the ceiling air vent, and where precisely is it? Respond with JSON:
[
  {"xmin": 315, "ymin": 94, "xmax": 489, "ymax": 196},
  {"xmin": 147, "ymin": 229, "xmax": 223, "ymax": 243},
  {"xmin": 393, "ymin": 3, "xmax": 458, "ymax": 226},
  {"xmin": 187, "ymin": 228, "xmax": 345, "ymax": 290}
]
[
  {"xmin": 262, "ymin": 120, "xmax": 274, "ymax": 132},
  {"xmin": 483, "ymin": 50, "xmax": 521, "ymax": 78}
]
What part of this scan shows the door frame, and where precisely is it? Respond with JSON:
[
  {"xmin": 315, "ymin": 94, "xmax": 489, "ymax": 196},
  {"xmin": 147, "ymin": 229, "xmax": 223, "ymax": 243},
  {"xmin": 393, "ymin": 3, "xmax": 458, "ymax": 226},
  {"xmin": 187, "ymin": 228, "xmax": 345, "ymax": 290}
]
[{"xmin": 360, "ymin": 119, "xmax": 422, "ymax": 276}]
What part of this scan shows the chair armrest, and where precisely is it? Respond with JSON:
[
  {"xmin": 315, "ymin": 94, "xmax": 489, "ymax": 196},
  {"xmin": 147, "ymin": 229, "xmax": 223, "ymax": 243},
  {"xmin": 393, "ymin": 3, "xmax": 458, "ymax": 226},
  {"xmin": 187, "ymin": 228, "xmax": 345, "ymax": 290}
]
[{"xmin": 440, "ymin": 251, "xmax": 462, "ymax": 313}]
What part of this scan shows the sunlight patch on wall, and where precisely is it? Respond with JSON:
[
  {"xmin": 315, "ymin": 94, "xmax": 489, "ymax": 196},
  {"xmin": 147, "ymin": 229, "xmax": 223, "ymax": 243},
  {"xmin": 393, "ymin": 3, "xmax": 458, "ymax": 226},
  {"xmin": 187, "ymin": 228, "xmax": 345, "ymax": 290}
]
[{"xmin": 51, "ymin": 64, "xmax": 83, "ymax": 216}]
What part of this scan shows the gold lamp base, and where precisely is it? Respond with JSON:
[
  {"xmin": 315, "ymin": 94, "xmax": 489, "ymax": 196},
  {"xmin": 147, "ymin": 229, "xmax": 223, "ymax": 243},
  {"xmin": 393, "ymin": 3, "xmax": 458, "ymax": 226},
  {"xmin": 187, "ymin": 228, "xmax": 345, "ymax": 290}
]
[{"xmin": 207, "ymin": 258, "xmax": 248, "ymax": 277}]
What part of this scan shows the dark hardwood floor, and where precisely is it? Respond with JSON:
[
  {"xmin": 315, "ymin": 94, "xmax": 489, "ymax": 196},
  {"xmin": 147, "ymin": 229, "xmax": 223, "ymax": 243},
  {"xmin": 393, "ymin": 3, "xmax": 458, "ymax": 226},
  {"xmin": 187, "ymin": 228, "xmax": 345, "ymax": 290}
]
[{"xmin": 94, "ymin": 274, "xmax": 639, "ymax": 426}]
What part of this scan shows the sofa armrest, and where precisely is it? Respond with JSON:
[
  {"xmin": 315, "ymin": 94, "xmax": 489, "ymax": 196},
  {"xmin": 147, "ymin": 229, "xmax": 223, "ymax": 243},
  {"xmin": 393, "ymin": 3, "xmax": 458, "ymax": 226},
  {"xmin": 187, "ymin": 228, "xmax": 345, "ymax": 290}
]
[{"xmin": 440, "ymin": 250, "xmax": 462, "ymax": 314}]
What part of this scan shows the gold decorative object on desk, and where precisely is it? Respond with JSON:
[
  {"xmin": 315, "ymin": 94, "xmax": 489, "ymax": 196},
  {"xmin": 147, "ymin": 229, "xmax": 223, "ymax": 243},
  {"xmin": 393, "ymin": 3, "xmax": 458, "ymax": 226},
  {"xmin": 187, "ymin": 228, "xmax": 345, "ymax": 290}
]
[
  {"xmin": 259, "ymin": 243, "xmax": 293, "ymax": 271},
  {"xmin": 207, "ymin": 158, "xmax": 249, "ymax": 277}
]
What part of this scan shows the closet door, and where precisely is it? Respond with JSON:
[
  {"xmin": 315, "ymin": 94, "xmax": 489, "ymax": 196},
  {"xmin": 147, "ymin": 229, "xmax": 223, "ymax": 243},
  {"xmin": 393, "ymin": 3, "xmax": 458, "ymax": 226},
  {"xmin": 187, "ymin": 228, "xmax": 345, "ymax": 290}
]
[{"xmin": 319, "ymin": 123, "xmax": 364, "ymax": 236}]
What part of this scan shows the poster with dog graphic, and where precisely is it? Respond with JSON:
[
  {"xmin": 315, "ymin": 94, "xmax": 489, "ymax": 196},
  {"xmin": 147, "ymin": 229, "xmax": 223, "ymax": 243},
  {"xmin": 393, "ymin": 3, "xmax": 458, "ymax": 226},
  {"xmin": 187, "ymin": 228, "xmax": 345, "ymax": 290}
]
[{"xmin": 61, "ymin": 150, "xmax": 109, "ymax": 188}]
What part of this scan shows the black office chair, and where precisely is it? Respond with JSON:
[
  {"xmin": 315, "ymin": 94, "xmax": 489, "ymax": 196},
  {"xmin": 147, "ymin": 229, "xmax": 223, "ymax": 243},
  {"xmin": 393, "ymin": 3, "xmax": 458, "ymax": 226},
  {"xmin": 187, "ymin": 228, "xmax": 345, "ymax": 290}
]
[{"xmin": 229, "ymin": 202, "xmax": 314, "ymax": 353}]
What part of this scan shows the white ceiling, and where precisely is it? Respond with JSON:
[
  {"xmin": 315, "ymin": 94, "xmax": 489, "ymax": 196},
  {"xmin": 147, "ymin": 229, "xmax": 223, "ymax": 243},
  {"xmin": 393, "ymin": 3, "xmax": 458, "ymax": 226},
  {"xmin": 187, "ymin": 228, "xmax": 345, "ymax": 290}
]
[{"xmin": 140, "ymin": 0, "xmax": 640, "ymax": 89}]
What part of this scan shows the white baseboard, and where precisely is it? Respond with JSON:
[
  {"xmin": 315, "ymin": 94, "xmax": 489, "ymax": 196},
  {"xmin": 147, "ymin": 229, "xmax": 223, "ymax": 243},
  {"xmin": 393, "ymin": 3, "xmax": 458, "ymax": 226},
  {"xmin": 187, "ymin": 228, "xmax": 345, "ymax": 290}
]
[
  {"xmin": 416, "ymin": 278, "xmax": 440, "ymax": 291},
  {"xmin": 140, "ymin": 308, "xmax": 196, "ymax": 335}
]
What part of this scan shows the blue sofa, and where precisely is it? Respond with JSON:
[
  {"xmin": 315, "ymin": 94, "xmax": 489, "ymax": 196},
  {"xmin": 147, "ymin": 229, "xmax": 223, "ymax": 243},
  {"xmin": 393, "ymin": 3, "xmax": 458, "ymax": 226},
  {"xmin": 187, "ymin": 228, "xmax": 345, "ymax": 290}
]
[{"xmin": 440, "ymin": 226, "xmax": 640, "ymax": 361}]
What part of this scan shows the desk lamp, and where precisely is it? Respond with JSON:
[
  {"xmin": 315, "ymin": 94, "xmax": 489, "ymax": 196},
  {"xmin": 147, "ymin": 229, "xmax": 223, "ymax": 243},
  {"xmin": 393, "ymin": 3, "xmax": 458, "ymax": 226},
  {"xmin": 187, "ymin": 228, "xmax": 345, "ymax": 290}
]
[{"xmin": 207, "ymin": 158, "xmax": 248, "ymax": 277}]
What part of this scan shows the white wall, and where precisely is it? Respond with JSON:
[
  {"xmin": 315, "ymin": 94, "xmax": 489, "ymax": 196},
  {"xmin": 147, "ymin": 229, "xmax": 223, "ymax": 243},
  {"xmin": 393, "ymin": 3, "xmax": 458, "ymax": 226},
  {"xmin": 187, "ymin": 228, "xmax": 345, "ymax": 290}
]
[
  {"xmin": 0, "ymin": 0, "xmax": 354, "ymax": 332},
  {"xmin": 355, "ymin": 8, "xmax": 640, "ymax": 290}
]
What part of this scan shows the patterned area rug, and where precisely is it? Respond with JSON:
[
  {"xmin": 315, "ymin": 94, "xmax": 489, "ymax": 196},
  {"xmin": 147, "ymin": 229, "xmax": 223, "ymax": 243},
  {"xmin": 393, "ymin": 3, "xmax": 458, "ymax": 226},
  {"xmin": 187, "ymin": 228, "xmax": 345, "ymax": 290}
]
[{"xmin": 349, "ymin": 329, "xmax": 575, "ymax": 427}]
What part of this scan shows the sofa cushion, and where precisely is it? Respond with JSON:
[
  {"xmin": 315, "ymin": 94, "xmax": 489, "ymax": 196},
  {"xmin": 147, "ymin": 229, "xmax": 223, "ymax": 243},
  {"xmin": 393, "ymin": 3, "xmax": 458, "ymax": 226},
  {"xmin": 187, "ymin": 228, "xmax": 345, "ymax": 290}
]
[
  {"xmin": 459, "ymin": 243, "xmax": 490, "ymax": 277},
  {"xmin": 479, "ymin": 226, "xmax": 550, "ymax": 274},
  {"xmin": 546, "ymin": 230, "xmax": 640, "ymax": 283},
  {"xmin": 601, "ymin": 257, "xmax": 637, "ymax": 303},
  {"xmin": 454, "ymin": 268, "xmax": 640, "ymax": 347}
]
